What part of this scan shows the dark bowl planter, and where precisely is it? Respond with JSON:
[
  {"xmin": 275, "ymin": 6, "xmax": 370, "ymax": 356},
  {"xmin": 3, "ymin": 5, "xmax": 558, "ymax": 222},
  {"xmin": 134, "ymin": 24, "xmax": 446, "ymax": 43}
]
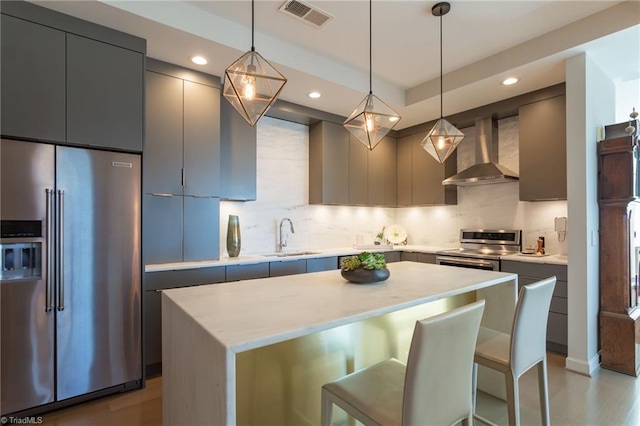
[{"xmin": 341, "ymin": 267, "xmax": 390, "ymax": 284}]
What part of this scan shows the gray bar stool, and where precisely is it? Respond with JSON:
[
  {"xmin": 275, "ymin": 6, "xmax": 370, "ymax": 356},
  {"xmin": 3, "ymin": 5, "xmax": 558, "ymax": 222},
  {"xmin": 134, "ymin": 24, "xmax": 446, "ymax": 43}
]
[
  {"xmin": 473, "ymin": 276, "xmax": 556, "ymax": 426},
  {"xmin": 320, "ymin": 299, "xmax": 486, "ymax": 425}
]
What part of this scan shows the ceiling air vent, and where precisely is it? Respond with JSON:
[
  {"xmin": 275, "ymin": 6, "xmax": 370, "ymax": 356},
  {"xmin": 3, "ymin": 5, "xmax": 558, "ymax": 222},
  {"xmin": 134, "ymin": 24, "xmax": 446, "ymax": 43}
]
[{"xmin": 279, "ymin": 0, "xmax": 334, "ymax": 28}]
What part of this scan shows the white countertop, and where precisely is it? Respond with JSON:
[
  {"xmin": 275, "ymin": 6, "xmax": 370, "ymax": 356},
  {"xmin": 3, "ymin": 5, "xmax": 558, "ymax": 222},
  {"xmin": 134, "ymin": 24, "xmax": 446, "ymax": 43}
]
[
  {"xmin": 146, "ymin": 245, "xmax": 566, "ymax": 272},
  {"xmin": 162, "ymin": 261, "xmax": 516, "ymax": 353}
]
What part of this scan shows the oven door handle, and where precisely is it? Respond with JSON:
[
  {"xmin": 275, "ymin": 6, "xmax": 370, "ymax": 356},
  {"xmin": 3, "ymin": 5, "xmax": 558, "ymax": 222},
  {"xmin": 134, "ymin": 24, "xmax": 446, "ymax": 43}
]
[{"xmin": 436, "ymin": 256, "xmax": 496, "ymax": 268}]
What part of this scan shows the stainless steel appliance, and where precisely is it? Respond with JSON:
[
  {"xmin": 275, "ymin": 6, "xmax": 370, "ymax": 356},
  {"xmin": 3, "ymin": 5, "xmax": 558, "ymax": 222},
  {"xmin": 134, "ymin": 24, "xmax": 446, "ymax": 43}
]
[
  {"xmin": 1, "ymin": 139, "xmax": 141, "ymax": 415},
  {"xmin": 436, "ymin": 229, "xmax": 522, "ymax": 271}
]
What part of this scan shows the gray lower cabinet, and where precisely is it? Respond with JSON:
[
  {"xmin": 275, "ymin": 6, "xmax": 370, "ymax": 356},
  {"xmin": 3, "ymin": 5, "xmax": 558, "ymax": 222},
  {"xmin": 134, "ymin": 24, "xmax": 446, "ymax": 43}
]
[
  {"xmin": 307, "ymin": 257, "xmax": 339, "ymax": 272},
  {"xmin": 417, "ymin": 253, "xmax": 436, "ymax": 264},
  {"xmin": 401, "ymin": 252, "xmax": 418, "ymax": 262},
  {"xmin": 501, "ymin": 260, "xmax": 568, "ymax": 354},
  {"xmin": 220, "ymin": 98, "xmax": 257, "ymax": 200},
  {"xmin": 518, "ymin": 94, "xmax": 566, "ymax": 201},
  {"xmin": 397, "ymin": 133, "xmax": 457, "ymax": 206},
  {"xmin": 226, "ymin": 263, "xmax": 270, "ymax": 282},
  {"xmin": 144, "ymin": 267, "xmax": 226, "ymax": 373},
  {"xmin": 384, "ymin": 252, "xmax": 402, "ymax": 263},
  {"xmin": 309, "ymin": 121, "xmax": 350, "ymax": 205},
  {"xmin": 1, "ymin": 14, "xmax": 65, "ymax": 141},
  {"xmin": 67, "ymin": 34, "xmax": 143, "ymax": 151},
  {"xmin": 269, "ymin": 260, "xmax": 307, "ymax": 277}
]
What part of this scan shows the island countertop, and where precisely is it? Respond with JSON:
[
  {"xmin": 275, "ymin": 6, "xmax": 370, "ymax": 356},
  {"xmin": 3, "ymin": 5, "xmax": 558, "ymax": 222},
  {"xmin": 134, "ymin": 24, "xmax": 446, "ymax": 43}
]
[{"xmin": 163, "ymin": 261, "xmax": 516, "ymax": 353}]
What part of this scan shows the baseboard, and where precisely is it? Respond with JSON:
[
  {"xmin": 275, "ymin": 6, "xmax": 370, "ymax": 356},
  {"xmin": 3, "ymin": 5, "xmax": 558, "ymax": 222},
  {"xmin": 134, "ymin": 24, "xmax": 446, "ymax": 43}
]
[{"xmin": 565, "ymin": 352, "xmax": 600, "ymax": 376}]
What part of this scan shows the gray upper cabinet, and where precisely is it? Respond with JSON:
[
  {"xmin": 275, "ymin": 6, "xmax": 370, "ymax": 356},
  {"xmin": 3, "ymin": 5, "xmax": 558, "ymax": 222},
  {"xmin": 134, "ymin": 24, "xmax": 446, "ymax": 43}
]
[
  {"xmin": 397, "ymin": 134, "xmax": 413, "ymax": 206},
  {"xmin": 1, "ymin": 2, "xmax": 145, "ymax": 151},
  {"xmin": 1, "ymin": 15, "xmax": 65, "ymax": 142},
  {"xmin": 66, "ymin": 34, "xmax": 144, "ymax": 152},
  {"xmin": 518, "ymin": 94, "xmax": 567, "ymax": 201},
  {"xmin": 368, "ymin": 136, "xmax": 397, "ymax": 207},
  {"xmin": 183, "ymin": 80, "xmax": 220, "ymax": 197},
  {"xmin": 219, "ymin": 98, "xmax": 257, "ymax": 200},
  {"xmin": 349, "ymin": 135, "xmax": 369, "ymax": 205},
  {"xmin": 397, "ymin": 133, "xmax": 457, "ymax": 206},
  {"xmin": 309, "ymin": 121, "xmax": 350, "ymax": 205},
  {"xmin": 145, "ymin": 71, "xmax": 183, "ymax": 195}
]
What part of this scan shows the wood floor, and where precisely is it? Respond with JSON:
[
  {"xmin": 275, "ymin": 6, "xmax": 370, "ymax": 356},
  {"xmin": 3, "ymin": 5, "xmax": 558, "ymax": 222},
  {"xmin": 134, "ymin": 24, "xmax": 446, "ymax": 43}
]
[{"xmin": 38, "ymin": 352, "xmax": 640, "ymax": 425}]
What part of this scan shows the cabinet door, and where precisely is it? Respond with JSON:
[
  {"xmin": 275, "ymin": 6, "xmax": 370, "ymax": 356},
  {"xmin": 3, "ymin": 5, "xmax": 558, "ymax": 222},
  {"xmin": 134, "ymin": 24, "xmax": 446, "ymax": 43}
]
[
  {"xmin": 369, "ymin": 136, "xmax": 397, "ymax": 206},
  {"xmin": 184, "ymin": 81, "xmax": 220, "ymax": 197},
  {"xmin": 144, "ymin": 194, "xmax": 183, "ymax": 264},
  {"xmin": 145, "ymin": 71, "xmax": 183, "ymax": 195},
  {"xmin": 309, "ymin": 121, "xmax": 349, "ymax": 205},
  {"xmin": 396, "ymin": 135, "xmax": 413, "ymax": 206},
  {"xmin": 220, "ymin": 98, "xmax": 257, "ymax": 200},
  {"xmin": 307, "ymin": 257, "xmax": 338, "ymax": 272},
  {"xmin": 183, "ymin": 196, "xmax": 220, "ymax": 262},
  {"xmin": 1, "ymin": 15, "xmax": 65, "ymax": 141},
  {"xmin": 349, "ymin": 135, "xmax": 369, "ymax": 205},
  {"xmin": 144, "ymin": 290, "xmax": 162, "ymax": 366},
  {"xmin": 67, "ymin": 34, "xmax": 143, "ymax": 151},
  {"xmin": 270, "ymin": 260, "xmax": 307, "ymax": 277},
  {"xmin": 412, "ymin": 134, "xmax": 456, "ymax": 205},
  {"xmin": 519, "ymin": 95, "xmax": 566, "ymax": 201}
]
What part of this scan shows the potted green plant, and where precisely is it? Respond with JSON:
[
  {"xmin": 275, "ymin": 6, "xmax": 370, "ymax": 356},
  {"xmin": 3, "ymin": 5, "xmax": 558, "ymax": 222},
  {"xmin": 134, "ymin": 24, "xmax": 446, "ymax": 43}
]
[{"xmin": 340, "ymin": 252, "xmax": 390, "ymax": 284}]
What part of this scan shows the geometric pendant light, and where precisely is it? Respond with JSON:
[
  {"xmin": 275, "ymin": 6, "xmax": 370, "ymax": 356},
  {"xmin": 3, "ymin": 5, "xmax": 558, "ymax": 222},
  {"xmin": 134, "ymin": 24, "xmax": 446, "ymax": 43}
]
[
  {"xmin": 223, "ymin": 0, "xmax": 287, "ymax": 127},
  {"xmin": 344, "ymin": 0, "xmax": 401, "ymax": 151},
  {"xmin": 420, "ymin": 2, "xmax": 464, "ymax": 163}
]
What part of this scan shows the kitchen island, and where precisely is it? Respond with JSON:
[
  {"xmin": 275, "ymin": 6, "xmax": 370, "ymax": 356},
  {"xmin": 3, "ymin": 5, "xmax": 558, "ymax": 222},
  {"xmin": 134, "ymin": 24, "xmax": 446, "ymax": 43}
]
[{"xmin": 162, "ymin": 261, "xmax": 517, "ymax": 425}]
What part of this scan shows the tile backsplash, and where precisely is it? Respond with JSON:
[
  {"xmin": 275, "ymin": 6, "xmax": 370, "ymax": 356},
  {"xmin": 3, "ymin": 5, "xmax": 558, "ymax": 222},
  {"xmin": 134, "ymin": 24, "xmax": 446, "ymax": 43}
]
[{"xmin": 220, "ymin": 115, "xmax": 568, "ymax": 257}]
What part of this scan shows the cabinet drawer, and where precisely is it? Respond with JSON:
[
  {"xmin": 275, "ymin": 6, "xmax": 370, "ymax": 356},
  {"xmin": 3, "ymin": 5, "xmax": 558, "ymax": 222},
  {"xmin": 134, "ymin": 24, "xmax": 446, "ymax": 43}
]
[
  {"xmin": 501, "ymin": 260, "xmax": 567, "ymax": 281},
  {"xmin": 417, "ymin": 253, "xmax": 436, "ymax": 264},
  {"xmin": 270, "ymin": 260, "xmax": 307, "ymax": 277},
  {"xmin": 384, "ymin": 252, "xmax": 402, "ymax": 263},
  {"xmin": 307, "ymin": 257, "xmax": 338, "ymax": 273},
  {"xmin": 518, "ymin": 276, "xmax": 567, "ymax": 298},
  {"xmin": 401, "ymin": 252, "xmax": 418, "ymax": 262},
  {"xmin": 550, "ymin": 296, "xmax": 567, "ymax": 314},
  {"xmin": 547, "ymin": 312, "xmax": 567, "ymax": 346},
  {"xmin": 226, "ymin": 263, "xmax": 269, "ymax": 281},
  {"xmin": 145, "ymin": 267, "xmax": 226, "ymax": 291}
]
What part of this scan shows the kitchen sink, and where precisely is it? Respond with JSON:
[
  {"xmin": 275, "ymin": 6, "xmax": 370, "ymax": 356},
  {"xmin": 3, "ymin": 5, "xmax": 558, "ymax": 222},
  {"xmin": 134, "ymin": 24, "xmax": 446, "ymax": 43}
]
[{"xmin": 263, "ymin": 251, "xmax": 320, "ymax": 258}]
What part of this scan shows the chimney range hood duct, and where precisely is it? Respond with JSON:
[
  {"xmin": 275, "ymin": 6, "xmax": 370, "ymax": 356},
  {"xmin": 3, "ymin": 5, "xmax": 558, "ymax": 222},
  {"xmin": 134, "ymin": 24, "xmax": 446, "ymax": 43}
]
[{"xmin": 442, "ymin": 117, "xmax": 519, "ymax": 186}]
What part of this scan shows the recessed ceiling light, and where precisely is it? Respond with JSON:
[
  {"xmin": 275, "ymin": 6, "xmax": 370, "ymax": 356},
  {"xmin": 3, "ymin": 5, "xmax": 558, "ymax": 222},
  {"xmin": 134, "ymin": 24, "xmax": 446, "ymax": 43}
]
[
  {"xmin": 502, "ymin": 77, "xmax": 519, "ymax": 86},
  {"xmin": 308, "ymin": 91, "xmax": 321, "ymax": 99},
  {"xmin": 190, "ymin": 55, "xmax": 208, "ymax": 66}
]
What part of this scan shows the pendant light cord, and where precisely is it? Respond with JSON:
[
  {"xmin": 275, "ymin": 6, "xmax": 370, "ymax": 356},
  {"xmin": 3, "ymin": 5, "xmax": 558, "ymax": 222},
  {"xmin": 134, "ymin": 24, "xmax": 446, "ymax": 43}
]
[
  {"xmin": 439, "ymin": 12, "xmax": 443, "ymax": 119},
  {"xmin": 251, "ymin": 0, "xmax": 255, "ymax": 52},
  {"xmin": 369, "ymin": 0, "xmax": 373, "ymax": 95}
]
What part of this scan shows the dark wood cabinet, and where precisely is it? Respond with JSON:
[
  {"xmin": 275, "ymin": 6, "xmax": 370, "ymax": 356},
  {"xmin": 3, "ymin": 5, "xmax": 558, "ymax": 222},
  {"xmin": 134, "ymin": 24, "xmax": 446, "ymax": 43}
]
[
  {"xmin": 501, "ymin": 260, "xmax": 568, "ymax": 354},
  {"xmin": 1, "ymin": 14, "xmax": 65, "ymax": 142},
  {"xmin": 66, "ymin": 34, "xmax": 143, "ymax": 151},
  {"xmin": 518, "ymin": 94, "xmax": 567, "ymax": 201},
  {"xmin": 309, "ymin": 121, "xmax": 350, "ymax": 205},
  {"xmin": 220, "ymin": 98, "xmax": 257, "ymax": 200},
  {"xmin": 598, "ymin": 134, "xmax": 640, "ymax": 376},
  {"xmin": 397, "ymin": 133, "xmax": 457, "ymax": 206}
]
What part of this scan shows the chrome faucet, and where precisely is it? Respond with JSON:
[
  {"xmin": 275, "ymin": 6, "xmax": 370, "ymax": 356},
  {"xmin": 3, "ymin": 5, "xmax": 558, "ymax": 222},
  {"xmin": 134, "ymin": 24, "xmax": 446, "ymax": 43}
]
[{"xmin": 277, "ymin": 218, "xmax": 295, "ymax": 253}]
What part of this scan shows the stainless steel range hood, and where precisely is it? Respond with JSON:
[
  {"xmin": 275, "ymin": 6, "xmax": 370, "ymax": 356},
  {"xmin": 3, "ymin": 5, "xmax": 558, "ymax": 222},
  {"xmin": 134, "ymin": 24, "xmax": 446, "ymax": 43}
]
[{"xmin": 442, "ymin": 116, "xmax": 518, "ymax": 186}]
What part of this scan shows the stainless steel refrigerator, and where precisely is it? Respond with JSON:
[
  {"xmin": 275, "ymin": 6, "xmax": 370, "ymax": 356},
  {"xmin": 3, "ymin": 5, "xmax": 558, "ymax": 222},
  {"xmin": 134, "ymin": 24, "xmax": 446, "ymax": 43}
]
[{"xmin": 1, "ymin": 138, "xmax": 141, "ymax": 415}]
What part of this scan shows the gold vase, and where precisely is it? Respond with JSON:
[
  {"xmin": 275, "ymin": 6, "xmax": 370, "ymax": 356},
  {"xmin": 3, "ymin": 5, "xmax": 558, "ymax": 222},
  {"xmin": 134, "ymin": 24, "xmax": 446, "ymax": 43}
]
[{"xmin": 226, "ymin": 215, "xmax": 241, "ymax": 257}]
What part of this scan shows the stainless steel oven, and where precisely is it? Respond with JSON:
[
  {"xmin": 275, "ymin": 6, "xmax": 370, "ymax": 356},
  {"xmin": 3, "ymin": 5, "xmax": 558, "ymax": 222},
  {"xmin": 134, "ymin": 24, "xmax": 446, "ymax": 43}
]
[{"xmin": 436, "ymin": 229, "xmax": 521, "ymax": 271}]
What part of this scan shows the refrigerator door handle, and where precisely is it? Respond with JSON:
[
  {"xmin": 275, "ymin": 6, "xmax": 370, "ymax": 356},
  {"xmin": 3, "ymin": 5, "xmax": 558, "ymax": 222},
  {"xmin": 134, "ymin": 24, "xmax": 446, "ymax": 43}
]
[
  {"xmin": 57, "ymin": 190, "xmax": 65, "ymax": 311},
  {"xmin": 45, "ymin": 189, "xmax": 54, "ymax": 312}
]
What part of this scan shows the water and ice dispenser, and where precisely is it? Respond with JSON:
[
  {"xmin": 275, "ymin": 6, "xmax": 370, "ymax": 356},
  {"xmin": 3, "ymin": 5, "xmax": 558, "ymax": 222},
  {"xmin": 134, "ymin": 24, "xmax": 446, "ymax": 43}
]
[{"xmin": 0, "ymin": 221, "xmax": 43, "ymax": 281}]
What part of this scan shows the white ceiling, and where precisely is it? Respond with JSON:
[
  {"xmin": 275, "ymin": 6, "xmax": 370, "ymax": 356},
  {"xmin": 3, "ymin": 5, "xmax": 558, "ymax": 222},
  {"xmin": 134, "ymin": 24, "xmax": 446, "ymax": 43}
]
[{"xmin": 33, "ymin": 0, "xmax": 640, "ymax": 129}]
